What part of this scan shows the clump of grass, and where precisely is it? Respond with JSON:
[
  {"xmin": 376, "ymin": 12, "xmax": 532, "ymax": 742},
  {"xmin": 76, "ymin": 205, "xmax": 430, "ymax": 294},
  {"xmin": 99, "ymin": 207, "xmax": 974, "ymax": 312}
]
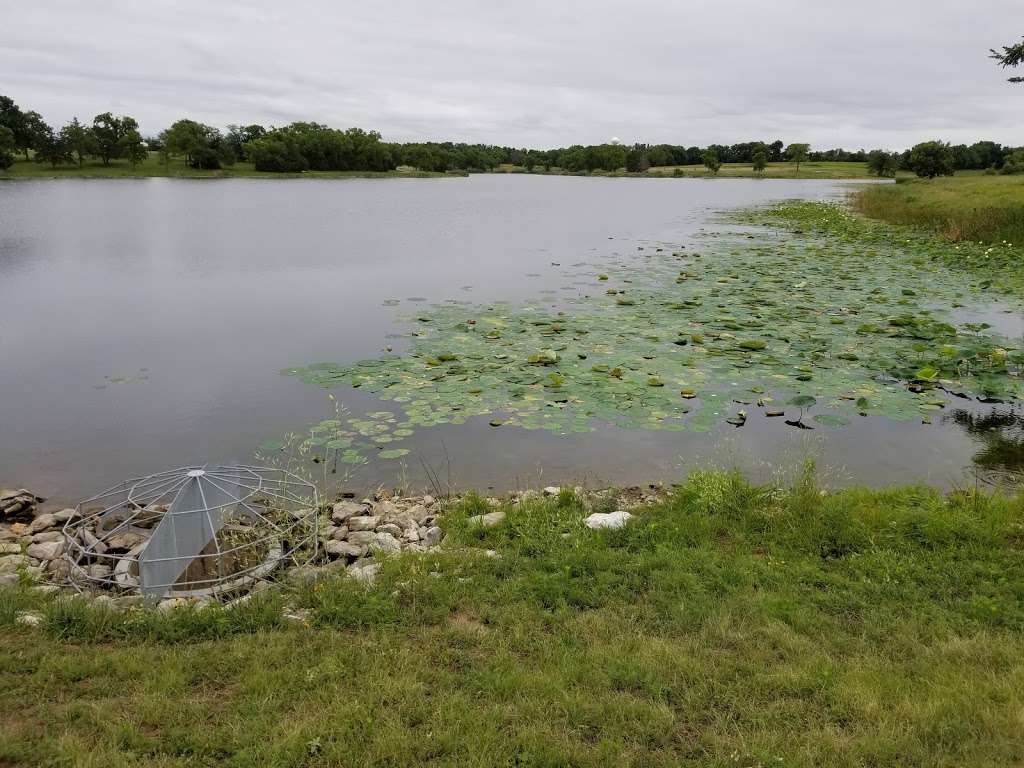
[{"xmin": 853, "ymin": 175, "xmax": 1024, "ymax": 244}]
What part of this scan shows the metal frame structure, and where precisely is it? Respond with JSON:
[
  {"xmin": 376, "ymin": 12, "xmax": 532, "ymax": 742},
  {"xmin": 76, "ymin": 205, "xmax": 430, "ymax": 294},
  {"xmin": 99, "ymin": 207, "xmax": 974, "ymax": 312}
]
[{"xmin": 64, "ymin": 465, "xmax": 318, "ymax": 601}]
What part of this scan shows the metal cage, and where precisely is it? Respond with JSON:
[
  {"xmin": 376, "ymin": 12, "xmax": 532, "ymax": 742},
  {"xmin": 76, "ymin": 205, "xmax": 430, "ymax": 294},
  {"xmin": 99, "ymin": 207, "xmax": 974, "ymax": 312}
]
[{"xmin": 64, "ymin": 465, "xmax": 319, "ymax": 601}]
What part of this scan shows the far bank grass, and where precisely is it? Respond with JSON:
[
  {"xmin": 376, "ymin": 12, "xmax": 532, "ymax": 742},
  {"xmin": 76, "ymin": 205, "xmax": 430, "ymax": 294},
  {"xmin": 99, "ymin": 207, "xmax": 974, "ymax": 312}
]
[
  {"xmin": 853, "ymin": 174, "xmax": 1024, "ymax": 244},
  {"xmin": 495, "ymin": 161, "xmax": 910, "ymax": 180},
  {"xmin": 0, "ymin": 154, "xmax": 457, "ymax": 180},
  {"xmin": 2, "ymin": 468, "xmax": 1023, "ymax": 766}
]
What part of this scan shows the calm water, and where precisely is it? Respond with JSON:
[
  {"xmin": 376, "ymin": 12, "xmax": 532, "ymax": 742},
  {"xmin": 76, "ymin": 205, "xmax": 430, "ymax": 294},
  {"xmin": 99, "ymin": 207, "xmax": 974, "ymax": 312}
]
[{"xmin": 0, "ymin": 175, "xmax": 1013, "ymax": 502}]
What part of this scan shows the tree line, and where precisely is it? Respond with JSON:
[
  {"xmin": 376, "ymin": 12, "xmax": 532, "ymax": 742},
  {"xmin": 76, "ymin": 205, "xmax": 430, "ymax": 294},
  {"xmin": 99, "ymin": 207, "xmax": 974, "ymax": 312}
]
[{"xmin": 1, "ymin": 94, "xmax": 1021, "ymax": 178}]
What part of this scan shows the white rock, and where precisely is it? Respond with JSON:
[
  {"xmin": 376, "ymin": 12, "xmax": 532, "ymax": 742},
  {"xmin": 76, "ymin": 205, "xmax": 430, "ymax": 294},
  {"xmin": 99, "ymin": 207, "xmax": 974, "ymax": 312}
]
[
  {"xmin": 584, "ymin": 511, "xmax": 634, "ymax": 530},
  {"xmin": 331, "ymin": 501, "xmax": 366, "ymax": 523},
  {"xmin": 0, "ymin": 555, "xmax": 30, "ymax": 574},
  {"xmin": 157, "ymin": 597, "xmax": 191, "ymax": 612},
  {"xmin": 348, "ymin": 562, "xmax": 380, "ymax": 582},
  {"xmin": 87, "ymin": 563, "xmax": 112, "ymax": 581},
  {"xmin": 542, "ymin": 486, "xmax": 561, "ymax": 496},
  {"xmin": 405, "ymin": 504, "xmax": 430, "ymax": 524},
  {"xmin": 347, "ymin": 516, "xmax": 380, "ymax": 532},
  {"xmin": 15, "ymin": 612, "xmax": 43, "ymax": 627},
  {"xmin": 0, "ymin": 542, "xmax": 20, "ymax": 555},
  {"xmin": 26, "ymin": 540, "xmax": 64, "ymax": 561},
  {"xmin": 422, "ymin": 526, "xmax": 444, "ymax": 547},
  {"xmin": 403, "ymin": 526, "xmax": 420, "ymax": 542},
  {"xmin": 372, "ymin": 532, "xmax": 401, "ymax": 553},
  {"xmin": 422, "ymin": 495, "xmax": 436, "ymax": 507},
  {"xmin": 467, "ymin": 510, "xmax": 505, "ymax": 528}
]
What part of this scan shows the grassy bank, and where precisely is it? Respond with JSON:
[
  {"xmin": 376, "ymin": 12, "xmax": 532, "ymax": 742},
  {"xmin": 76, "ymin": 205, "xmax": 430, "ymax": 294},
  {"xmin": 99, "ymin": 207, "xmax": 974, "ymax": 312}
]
[
  {"xmin": 2, "ymin": 468, "xmax": 1023, "ymax": 766},
  {"xmin": 493, "ymin": 161, "xmax": 909, "ymax": 179},
  {"xmin": 0, "ymin": 154, "xmax": 457, "ymax": 179},
  {"xmin": 852, "ymin": 174, "xmax": 1024, "ymax": 244}
]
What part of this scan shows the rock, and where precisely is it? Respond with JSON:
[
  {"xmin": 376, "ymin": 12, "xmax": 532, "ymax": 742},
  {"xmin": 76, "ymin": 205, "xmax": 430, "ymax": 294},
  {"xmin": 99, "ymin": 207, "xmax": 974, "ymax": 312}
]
[
  {"xmin": 325, "ymin": 540, "xmax": 364, "ymax": 559},
  {"xmin": 157, "ymin": 597, "xmax": 191, "ymax": 612},
  {"xmin": 329, "ymin": 526, "xmax": 350, "ymax": 541},
  {"xmin": 0, "ymin": 489, "xmax": 44, "ymax": 521},
  {"xmin": 403, "ymin": 526, "xmax": 420, "ymax": 543},
  {"xmin": 584, "ymin": 511, "xmax": 634, "ymax": 530},
  {"xmin": 107, "ymin": 531, "xmax": 148, "ymax": 551},
  {"xmin": 0, "ymin": 554, "xmax": 29, "ymax": 573},
  {"xmin": 52, "ymin": 508, "xmax": 78, "ymax": 523},
  {"xmin": 32, "ymin": 584, "xmax": 61, "ymax": 596},
  {"xmin": 373, "ymin": 500, "xmax": 398, "ymax": 519},
  {"xmin": 0, "ymin": 542, "xmax": 20, "ymax": 555},
  {"xmin": 376, "ymin": 522, "xmax": 403, "ymax": 537},
  {"xmin": 422, "ymin": 495, "xmax": 436, "ymax": 507},
  {"xmin": 405, "ymin": 504, "xmax": 430, "ymax": 524},
  {"xmin": 28, "ymin": 514, "xmax": 59, "ymax": 534},
  {"xmin": 422, "ymin": 526, "xmax": 444, "ymax": 547},
  {"xmin": 114, "ymin": 557, "xmax": 138, "ymax": 590},
  {"xmin": 372, "ymin": 532, "xmax": 401, "ymax": 553},
  {"xmin": 331, "ymin": 500, "xmax": 366, "ymax": 523},
  {"xmin": 31, "ymin": 531, "xmax": 63, "ymax": 544},
  {"xmin": 15, "ymin": 611, "xmax": 43, "ymax": 627},
  {"xmin": 347, "ymin": 516, "xmax": 380, "ymax": 532},
  {"xmin": 46, "ymin": 559, "xmax": 69, "ymax": 579},
  {"xmin": 348, "ymin": 561, "xmax": 380, "ymax": 582},
  {"xmin": 282, "ymin": 609, "xmax": 311, "ymax": 624},
  {"xmin": 347, "ymin": 530, "xmax": 377, "ymax": 547},
  {"xmin": 26, "ymin": 540, "xmax": 64, "ymax": 561},
  {"xmin": 467, "ymin": 510, "xmax": 505, "ymax": 528},
  {"xmin": 0, "ymin": 573, "xmax": 20, "ymax": 587},
  {"xmin": 543, "ymin": 486, "xmax": 561, "ymax": 496},
  {"xmin": 87, "ymin": 564, "xmax": 112, "ymax": 581}
]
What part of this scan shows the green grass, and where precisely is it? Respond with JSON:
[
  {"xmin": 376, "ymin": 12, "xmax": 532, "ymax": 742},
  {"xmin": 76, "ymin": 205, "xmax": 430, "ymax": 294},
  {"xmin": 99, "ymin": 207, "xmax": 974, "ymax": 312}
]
[
  {"xmin": 0, "ymin": 154, "xmax": 457, "ymax": 180},
  {"xmin": 2, "ymin": 467, "xmax": 1023, "ymax": 766},
  {"xmin": 853, "ymin": 174, "xmax": 1024, "ymax": 244}
]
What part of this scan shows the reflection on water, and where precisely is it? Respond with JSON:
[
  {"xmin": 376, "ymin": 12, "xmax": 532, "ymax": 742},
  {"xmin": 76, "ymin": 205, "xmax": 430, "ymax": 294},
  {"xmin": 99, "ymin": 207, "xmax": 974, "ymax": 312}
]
[{"xmin": 948, "ymin": 406, "xmax": 1024, "ymax": 487}]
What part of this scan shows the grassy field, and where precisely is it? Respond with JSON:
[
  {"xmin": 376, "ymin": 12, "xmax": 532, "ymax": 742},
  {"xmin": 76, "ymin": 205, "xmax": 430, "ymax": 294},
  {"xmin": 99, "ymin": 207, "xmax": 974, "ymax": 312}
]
[
  {"xmin": 0, "ymin": 154, "xmax": 455, "ymax": 180},
  {"xmin": 2, "ymin": 468, "xmax": 1023, "ymax": 766},
  {"xmin": 852, "ymin": 174, "xmax": 1024, "ymax": 245}
]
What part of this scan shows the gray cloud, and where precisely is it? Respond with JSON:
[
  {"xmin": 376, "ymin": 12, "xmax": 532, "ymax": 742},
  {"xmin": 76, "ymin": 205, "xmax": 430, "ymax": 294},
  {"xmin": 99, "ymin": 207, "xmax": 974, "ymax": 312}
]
[{"xmin": 3, "ymin": 0, "xmax": 1022, "ymax": 149}]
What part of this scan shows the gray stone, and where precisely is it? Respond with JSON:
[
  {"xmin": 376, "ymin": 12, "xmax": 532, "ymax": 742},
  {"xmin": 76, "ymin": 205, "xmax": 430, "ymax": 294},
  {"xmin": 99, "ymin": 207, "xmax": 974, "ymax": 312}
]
[
  {"xmin": 331, "ymin": 500, "xmax": 367, "ymax": 523},
  {"xmin": 107, "ymin": 531, "xmax": 147, "ymax": 551},
  {"xmin": 403, "ymin": 526, "xmax": 421, "ymax": 543},
  {"xmin": 325, "ymin": 540, "xmax": 364, "ymax": 559},
  {"xmin": 347, "ymin": 530, "xmax": 377, "ymax": 547},
  {"xmin": 329, "ymin": 526, "xmax": 350, "ymax": 541},
  {"xmin": 405, "ymin": 504, "xmax": 430, "ymax": 524},
  {"xmin": 0, "ymin": 573, "xmax": 20, "ymax": 587},
  {"xmin": 348, "ymin": 562, "xmax": 380, "ymax": 582},
  {"xmin": 87, "ymin": 563, "xmax": 113, "ymax": 581},
  {"xmin": 0, "ymin": 542, "xmax": 20, "ymax": 555},
  {"xmin": 52, "ymin": 508, "xmax": 78, "ymax": 523},
  {"xmin": 375, "ymin": 522, "xmax": 403, "ymax": 537},
  {"xmin": 422, "ymin": 526, "xmax": 444, "ymax": 547},
  {"xmin": 467, "ymin": 510, "xmax": 505, "ymax": 528},
  {"xmin": 543, "ymin": 486, "xmax": 561, "ymax": 496},
  {"xmin": 372, "ymin": 532, "xmax": 401, "ymax": 553},
  {"xmin": 0, "ymin": 555, "xmax": 29, "ymax": 573},
  {"xmin": 422, "ymin": 495, "xmax": 436, "ymax": 507},
  {"xmin": 28, "ymin": 513, "xmax": 58, "ymax": 534},
  {"xmin": 347, "ymin": 515, "xmax": 380, "ymax": 532},
  {"xmin": 31, "ymin": 530, "xmax": 63, "ymax": 544},
  {"xmin": 26, "ymin": 540, "xmax": 64, "ymax": 561}
]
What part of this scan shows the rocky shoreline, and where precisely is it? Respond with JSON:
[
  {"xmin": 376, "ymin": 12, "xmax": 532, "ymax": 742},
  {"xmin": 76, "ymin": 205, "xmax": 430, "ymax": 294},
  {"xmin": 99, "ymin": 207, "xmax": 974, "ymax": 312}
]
[{"xmin": 1, "ymin": 482, "xmax": 664, "ymax": 615}]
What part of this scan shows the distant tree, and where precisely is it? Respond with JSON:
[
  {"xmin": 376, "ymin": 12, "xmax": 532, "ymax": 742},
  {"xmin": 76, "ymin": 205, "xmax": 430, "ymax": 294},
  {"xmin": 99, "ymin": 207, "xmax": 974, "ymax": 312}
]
[
  {"xmin": 768, "ymin": 140, "xmax": 784, "ymax": 162},
  {"xmin": 785, "ymin": 143, "xmax": 810, "ymax": 173},
  {"xmin": 60, "ymin": 117, "xmax": 96, "ymax": 166},
  {"xmin": 990, "ymin": 37, "xmax": 1024, "ymax": 83},
  {"xmin": 701, "ymin": 148, "xmax": 721, "ymax": 174},
  {"xmin": 999, "ymin": 149, "xmax": 1024, "ymax": 174},
  {"xmin": 225, "ymin": 123, "xmax": 266, "ymax": 162},
  {"xmin": 16, "ymin": 110, "xmax": 49, "ymax": 159},
  {"xmin": 751, "ymin": 147, "xmax": 768, "ymax": 174},
  {"xmin": 907, "ymin": 141, "xmax": 954, "ymax": 178},
  {"xmin": 33, "ymin": 125, "xmax": 73, "ymax": 167},
  {"xmin": 866, "ymin": 149, "xmax": 899, "ymax": 178},
  {"xmin": 626, "ymin": 144, "xmax": 650, "ymax": 172},
  {"xmin": 92, "ymin": 112, "xmax": 139, "ymax": 165},
  {"xmin": 0, "ymin": 125, "xmax": 14, "ymax": 170},
  {"xmin": 119, "ymin": 129, "xmax": 148, "ymax": 168}
]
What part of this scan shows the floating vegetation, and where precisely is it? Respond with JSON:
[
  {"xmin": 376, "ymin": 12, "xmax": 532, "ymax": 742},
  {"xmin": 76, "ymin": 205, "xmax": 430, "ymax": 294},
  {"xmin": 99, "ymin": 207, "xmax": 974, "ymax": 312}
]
[{"xmin": 285, "ymin": 201, "xmax": 1024, "ymax": 453}]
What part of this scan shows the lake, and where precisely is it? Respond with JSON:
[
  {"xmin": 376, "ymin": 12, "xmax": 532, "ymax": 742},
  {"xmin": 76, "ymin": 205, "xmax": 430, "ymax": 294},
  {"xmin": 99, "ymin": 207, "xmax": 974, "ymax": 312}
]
[{"xmin": 1, "ymin": 175, "xmax": 1019, "ymax": 503}]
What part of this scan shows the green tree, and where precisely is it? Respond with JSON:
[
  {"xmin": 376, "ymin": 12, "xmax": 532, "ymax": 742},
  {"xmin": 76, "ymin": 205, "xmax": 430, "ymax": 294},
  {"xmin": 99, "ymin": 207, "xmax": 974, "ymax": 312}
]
[
  {"xmin": 15, "ymin": 110, "xmax": 49, "ymax": 159},
  {"xmin": 999, "ymin": 149, "xmax": 1024, "ymax": 174},
  {"xmin": 0, "ymin": 124, "xmax": 14, "ymax": 171},
  {"xmin": 119, "ymin": 129, "xmax": 148, "ymax": 168},
  {"xmin": 785, "ymin": 143, "xmax": 810, "ymax": 173},
  {"xmin": 907, "ymin": 141, "xmax": 954, "ymax": 178},
  {"xmin": 701, "ymin": 148, "xmax": 721, "ymax": 174},
  {"xmin": 33, "ymin": 125, "xmax": 72, "ymax": 167},
  {"xmin": 751, "ymin": 147, "xmax": 767, "ymax": 174},
  {"xmin": 92, "ymin": 112, "xmax": 139, "ymax": 165},
  {"xmin": 990, "ymin": 37, "xmax": 1024, "ymax": 83},
  {"xmin": 60, "ymin": 117, "xmax": 96, "ymax": 166},
  {"xmin": 866, "ymin": 149, "xmax": 899, "ymax": 178}
]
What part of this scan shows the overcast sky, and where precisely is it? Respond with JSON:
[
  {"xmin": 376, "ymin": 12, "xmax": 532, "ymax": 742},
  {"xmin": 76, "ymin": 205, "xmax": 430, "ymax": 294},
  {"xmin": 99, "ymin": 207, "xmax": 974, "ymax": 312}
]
[{"xmin": 3, "ymin": 0, "xmax": 1022, "ymax": 150}]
